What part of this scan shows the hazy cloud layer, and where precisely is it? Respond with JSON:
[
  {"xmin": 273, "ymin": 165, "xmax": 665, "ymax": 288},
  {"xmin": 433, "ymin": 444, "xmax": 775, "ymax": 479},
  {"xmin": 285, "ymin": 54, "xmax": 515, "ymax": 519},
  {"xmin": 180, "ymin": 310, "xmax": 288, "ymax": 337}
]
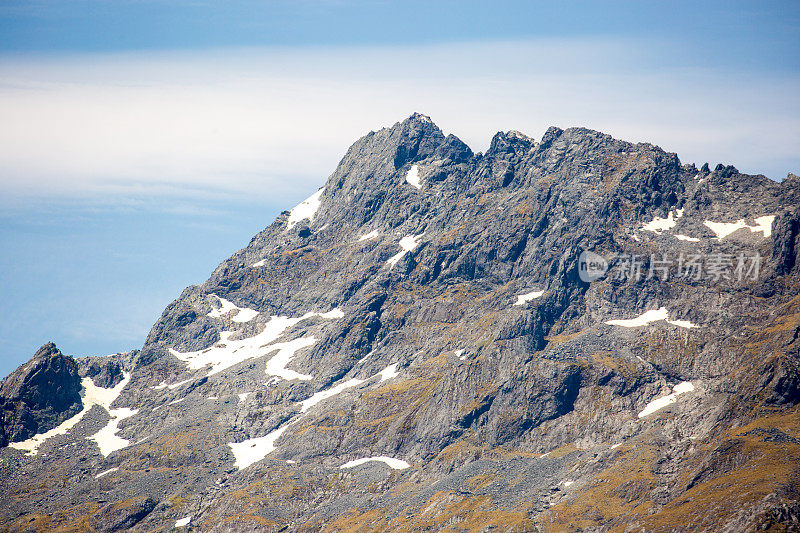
[{"xmin": 1, "ymin": 39, "xmax": 798, "ymax": 208}]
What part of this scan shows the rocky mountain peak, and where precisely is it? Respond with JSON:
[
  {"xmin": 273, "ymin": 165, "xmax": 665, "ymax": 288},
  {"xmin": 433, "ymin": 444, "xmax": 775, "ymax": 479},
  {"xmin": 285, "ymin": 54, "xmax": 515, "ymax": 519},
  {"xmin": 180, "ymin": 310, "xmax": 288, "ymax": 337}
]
[
  {"xmin": 2, "ymin": 115, "xmax": 800, "ymax": 531},
  {"xmin": 0, "ymin": 342, "xmax": 82, "ymax": 447}
]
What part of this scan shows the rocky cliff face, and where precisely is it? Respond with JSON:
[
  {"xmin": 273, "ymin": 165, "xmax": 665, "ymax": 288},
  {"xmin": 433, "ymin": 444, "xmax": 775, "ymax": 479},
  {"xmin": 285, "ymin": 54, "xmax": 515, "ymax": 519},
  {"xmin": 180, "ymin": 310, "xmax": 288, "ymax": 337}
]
[{"xmin": 1, "ymin": 114, "xmax": 799, "ymax": 532}]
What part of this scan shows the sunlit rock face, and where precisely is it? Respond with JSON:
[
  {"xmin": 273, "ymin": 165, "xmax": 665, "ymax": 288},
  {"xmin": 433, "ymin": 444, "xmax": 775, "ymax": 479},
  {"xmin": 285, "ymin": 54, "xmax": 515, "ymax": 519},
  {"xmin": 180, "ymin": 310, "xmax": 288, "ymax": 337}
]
[{"xmin": 2, "ymin": 114, "xmax": 800, "ymax": 531}]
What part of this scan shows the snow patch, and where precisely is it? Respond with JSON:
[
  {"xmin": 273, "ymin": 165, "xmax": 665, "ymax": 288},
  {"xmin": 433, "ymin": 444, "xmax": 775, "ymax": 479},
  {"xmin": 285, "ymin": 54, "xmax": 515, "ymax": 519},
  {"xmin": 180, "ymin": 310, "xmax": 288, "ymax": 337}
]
[
  {"xmin": 95, "ymin": 467, "xmax": 119, "ymax": 479},
  {"xmin": 704, "ymin": 215, "xmax": 775, "ymax": 239},
  {"xmin": 169, "ymin": 309, "xmax": 344, "ymax": 378},
  {"xmin": 88, "ymin": 406, "xmax": 139, "ymax": 457},
  {"xmin": 514, "ymin": 290, "xmax": 544, "ymax": 306},
  {"xmin": 641, "ymin": 209, "xmax": 683, "ymax": 233},
  {"xmin": 665, "ymin": 318, "xmax": 699, "ymax": 329},
  {"xmin": 387, "ymin": 234, "xmax": 424, "ymax": 268},
  {"xmin": 606, "ymin": 308, "xmax": 668, "ymax": 327},
  {"xmin": 237, "ymin": 392, "xmax": 250, "ymax": 402},
  {"xmin": 675, "ymin": 234, "xmax": 700, "ymax": 242},
  {"xmin": 175, "ymin": 516, "xmax": 191, "ymax": 528},
  {"xmin": 454, "ymin": 349, "xmax": 466, "ymax": 361},
  {"xmin": 507, "ymin": 130, "xmax": 532, "ymax": 141},
  {"xmin": 207, "ymin": 294, "xmax": 259, "ymax": 323},
  {"xmin": 263, "ymin": 337, "xmax": 317, "ymax": 381},
  {"xmin": 405, "ymin": 165, "xmax": 422, "ymax": 189},
  {"xmin": 610, "ymin": 443, "xmax": 623, "ymax": 450},
  {"xmin": 752, "ymin": 216, "xmax": 776, "ymax": 237},
  {"xmin": 339, "ymin": 456, "xmax": 410, "ymax": 470},
  {"xmin": 563, "ymin": 480, "xmax": 574, "ymax": 487},
  {"xmin": 10, "ymin": 372, "xmax": 134, "ymax": 456},
  {"xmin": 251, "ymin": 259, "xmax": 266, "ymax": 267},
  {"xmin": 300, "ymin": 378, "xmax": 364, "ymax": 412},
  {"xmin": 638, "ymin": 381, "xmax": 695, "ymax": 418},
  {"xmin": 320, "ymin": 308, "xmax": 344, "ymax": 319},
  {"xmin": 358, "ymin": 230, "xmax": 380, "ymax": 242},
  {"xmin": 605, "ymin": 307, "xmax": 698, "ymax": 329},
  {"xmin": 167, "ymin": 378, "xmax": 191, "ymax": 390},
  {"xmin": 300, "ymin": 363, "xmax": 397, "ymax": 413},
  {"xmin": 287, "ymin": 189, "xmax": 324, "ymax": 230},
  {"xmin": 378, "ymin": 363, "xmax": 399, "ymax": 381},
  {"xmin": 229, "ymin": 424, "xmax": 289, "ymax": 470}
]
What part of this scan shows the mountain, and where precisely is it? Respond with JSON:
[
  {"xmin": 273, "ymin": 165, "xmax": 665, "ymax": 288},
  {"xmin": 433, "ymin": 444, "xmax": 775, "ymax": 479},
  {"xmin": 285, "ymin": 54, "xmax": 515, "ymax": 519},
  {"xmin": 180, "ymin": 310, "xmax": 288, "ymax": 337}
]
[{"xmin": 1, "ymin": 113, "xmax": 799, "ymax": 532}]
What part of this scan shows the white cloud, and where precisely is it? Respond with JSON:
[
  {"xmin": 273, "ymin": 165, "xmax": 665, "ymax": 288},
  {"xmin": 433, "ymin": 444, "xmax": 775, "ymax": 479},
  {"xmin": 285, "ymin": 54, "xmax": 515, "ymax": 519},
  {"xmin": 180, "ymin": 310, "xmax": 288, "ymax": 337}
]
[{"xmin": 0, "ymin": 39, "xmax": 797, "ymax": 207}]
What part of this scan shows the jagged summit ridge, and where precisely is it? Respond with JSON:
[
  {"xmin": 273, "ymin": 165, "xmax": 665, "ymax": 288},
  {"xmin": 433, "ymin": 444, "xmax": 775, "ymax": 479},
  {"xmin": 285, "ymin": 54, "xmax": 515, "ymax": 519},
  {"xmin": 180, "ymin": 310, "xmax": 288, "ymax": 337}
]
[{"xmin": 1, "ymin": 114, "xmax": 800, "ymax": 531}]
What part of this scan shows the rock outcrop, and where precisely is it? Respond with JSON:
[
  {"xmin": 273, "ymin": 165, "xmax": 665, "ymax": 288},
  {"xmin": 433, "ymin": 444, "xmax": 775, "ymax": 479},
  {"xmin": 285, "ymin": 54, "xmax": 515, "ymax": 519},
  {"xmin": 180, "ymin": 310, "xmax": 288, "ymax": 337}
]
[{"xmin": 0, "ymin": 342, "xmax": 82, "ymax": 447}]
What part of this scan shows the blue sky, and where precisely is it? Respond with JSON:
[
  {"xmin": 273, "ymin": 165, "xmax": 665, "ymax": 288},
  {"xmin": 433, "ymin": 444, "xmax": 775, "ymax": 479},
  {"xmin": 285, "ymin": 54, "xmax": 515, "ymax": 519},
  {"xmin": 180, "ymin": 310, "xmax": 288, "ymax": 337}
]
[{"xmin": 1, "ymin": 0, "xmax": 798, "ymax": 376}]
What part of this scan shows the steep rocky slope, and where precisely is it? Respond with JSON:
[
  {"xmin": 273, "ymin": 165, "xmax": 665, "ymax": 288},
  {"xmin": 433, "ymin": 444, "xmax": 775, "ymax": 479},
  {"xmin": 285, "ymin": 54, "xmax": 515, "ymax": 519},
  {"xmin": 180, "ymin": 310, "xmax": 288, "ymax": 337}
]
[{"xmin": 1, "ymin": 114, "xmax": 799, "ymax": 532}]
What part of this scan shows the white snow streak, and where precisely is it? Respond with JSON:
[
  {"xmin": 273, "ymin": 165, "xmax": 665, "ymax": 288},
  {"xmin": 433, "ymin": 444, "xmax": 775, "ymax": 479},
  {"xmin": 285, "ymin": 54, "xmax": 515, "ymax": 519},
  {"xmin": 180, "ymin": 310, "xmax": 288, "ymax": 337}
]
[
  {"xmin": 605, "ymin": 307, "xmax": 698, "ymax": 329},
  {"xmin": 207, "ymin": 294, "xmax": 259, "ymax": 323},
  {"xmin": 704, "ymin": 215, "xmax": 775, "ymax": 239},
  {"xmin": 387, "ymin": 234, "xmax": 424, "ymax": 268},
  {"xmin": 320, "ymin": 308, "xmax": 345, "ymax": 319},
  {"xmin": 377, "ymin": 363, "xmax": 399, "ymax": 381},
  {"xmin": 752, "ymin": 216, "xmax": 776, "ymax": 237},
  {"xmin": 300, "ymin": 363, "xmax": 398, "ymax": 413},
  {"xmin": 675, "ymin": 234, "xmax": 700, "ymax": 242},
  {"xmin": 175, "ymin": 516, "xmax": 191, "ymax": 528},
  {"xmin": 287, "ymin": 189, "xmax": 324, "ymax": 230},
  {"xmin": 167, "ymin": 378, "xmax": 191, "ymax": 390},
  {"xmin": 405, "ymin": 165, "xmax": 422, "ymax": 189},
  {"xmin": 641, "ymin": 209, "xmax": 683, "ymax": 233},
  {"xmin": 606, "ymin": 308, "xmax": 668, "ymax": 327},
  {"xmin": 263, "ymin": 337, "xmax": 317, "ymax": 380},
  {"xmin": 358, "ymin": 230, "xmax": 380, "ymax": 241},
  {"xmin": 638, "ymin": 381, "xmax": 695, "ymax": 418},
  {"xmin": 169, "ymin": 309, "xmax": 344, "ymax": 378},
  {"xmin": 251, "ymin": 259, "xmax": 266, "ymax": 267},
  {"xmin": 300, "ymin": 378, "xmax": 364, "ymax": 412},
  {"xmin": 339, "ymin": 456, "xmax": 410, "ymax": 470},
  {"xmin": 665, "ymin": 318, "xmax": 699, "ymax": 329},
  {"xmin": 88, "ymin": 405, "xmax": 139, "ymax": 457},
  {"xmin": 514, "ymin": 290, "xmax": 544, "ymax": 306},
  {"xmin": 229, "ymin": 425, "xmax": 289, "ymax": 470},
  {"xmin": 95, "ymin": 467, "xmax": 119, "ymax": 479}
]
